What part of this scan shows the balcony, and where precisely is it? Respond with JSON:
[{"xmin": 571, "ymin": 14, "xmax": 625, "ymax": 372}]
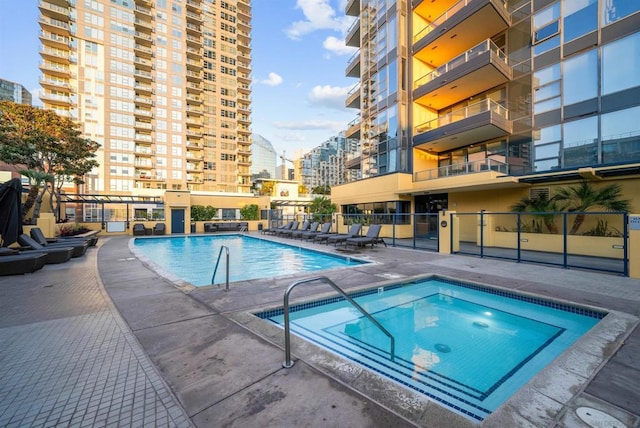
[
  {"xmin": 345, "ymin": 83, "xmax": 360, "ymax": 109},
  {"xmin": 134, "ymin": 56, "xmax": 152, "ymax": 70},
  {"xmin": 345, "ymin": 18, "xmax": 360, "ymax": 48},
  {"xmin": 40, "ymin": 30, "xmax": 70, "ymax": 48},
  {"xmin": 40, "ymin": 92, "xmax": 71, "ymax": 106},
  {"xmin": 40, "ymin": 47, "xmax": 70, "ymax": 63},
  {"xmin": 186, "ymin": 35, "xmax": 202, "ymax": 47},
  {"xmin": 39, "ymin": 1, "xmax": 69, "ymax": 21},
  {"xmin": 186, "ymin": 11, "xmax": 203, "ymax": 23},
  {"xmin": 186, "ymin": 106, "xmax": 202, "ymax": 116},
  {"xmin": 346, "ymin": 0, "xmax": 359, "ymax": 16},
  {"xmin": 186, "ymin": 22, "xmax": 201, "ymax": 35},
  {"xmin": 238, "ymin": 61, "xmax": 251, "ymax": 74},
  {"xmin": 40, "ymin": 77, "xmax": 69, "ymax": 90},
  {"xmin": 135, "ymin": 82, "xmax": 153, "ymax": 94},
  {"xmin": 345, "ymin": 50, "xmax": 360, "ymax": 78},
  {"xmin": 186, "ymin": 162, "xmax": 202, "ymax": 171},
  {"xmin": 39, "ymin": 16, "xmax": 70, "ymax": 35},
  {"xmin": 413, "ymin": 0, "xmax": 510, "ymax": 67},
  {"xmin": 134, "ymin": 160, "xmax": 153, "ymax": 169},
  {"xmin": 135, "ymin": 133, "xmax": 153, "ymax": 143},
  {"xmin": 134, "ymin": 18, "xmax": 153, "ymax": 32},
  {"xmin": 134, "ymin": 43, "xmax": 153, "ymax": 57},
  {"xmin": 135, "ymin": 146, "xmax": 154, "ymax": 156},
  {"xmin": 238, "ymin": 115, "xmax": 251, "ymax": 126},
  {"xmin": 134, "ymin": 69, "xmax": 153, "ymax": 81},
  {"xmin": 134, "ymin": 5, "xmax": 152, "ymax": 17},
  {"xmin": 134, "ymin": 121, "xmax": 153, "ymax": 130},
  {"xmin": 134, "ymin": 96, "xmax": 153, "ymax": 107},
  {"xmin": 346, "ymin": 154, "xmax": 362, "ymax": 170},
  {"xmin": 186, "ymin": 94, "xmax": 202, "ymax": 104},
  {"xmin": 134, "ymin": 108, "xmax": 152, "ymax": 118},
  {"xmin": 134, "ymin": 31, "xmax": 153, "ymax": 44},
  {"xmin": 186, "ymin": 140, "xmax": 203, "ymax": 149},
  {"xmin": 186, "ymin": 70, "xmax": 201, "ymax": 81},
  {"xmin": 413, "ymin": 39, "xmax": 511, "ymax": 110},
  {"xmin": 345, "ymin": 116, "xmax": 361, "ymax": 139},
  {"xmin": 414, "ymin": 158, "xmax": 508, "ymax": 181},
  {"xmin": 186, "ymin": 0, "xmax": 201, "ymax": 11},
  {"xmin": 414, "ymin": 99, "xmax": 511, "ymax": 152},
  {"xmin": 39, "ymin": 61, "xmax": 69, "ymax": 77},
  {"xmin": 186, "ymin": 46, "xmax": 201, "ymax": 58},
  {"xmin": 186, "ymin": 151, "xmax": 203, "ymax": 160},
  {"xmin": 135, "ymin": 174, "xmax": 164, "ymax": 182}
]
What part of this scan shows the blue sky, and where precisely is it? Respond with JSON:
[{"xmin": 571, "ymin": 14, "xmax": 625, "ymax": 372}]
[{"xmin": 0, "ymin": 0, "xmax": 357, "ymax": 159}]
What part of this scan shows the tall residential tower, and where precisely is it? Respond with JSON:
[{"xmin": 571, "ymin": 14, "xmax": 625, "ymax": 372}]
[{"xmin": 39, "ymin": 0, "xmax": 252, "ymax": 195}]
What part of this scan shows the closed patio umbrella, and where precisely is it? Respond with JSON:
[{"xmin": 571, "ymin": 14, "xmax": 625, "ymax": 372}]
[{"xmin": 0, "ymin": 178, "xmax": 24, "ymax": 247}]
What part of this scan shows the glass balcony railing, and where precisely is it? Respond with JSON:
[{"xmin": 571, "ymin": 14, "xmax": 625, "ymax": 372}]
[
  {"xmin": 347, "ymin": 83, "xmax": 360, "ymax": 98},
  {"xmin": 413, "ymin": 39, "xmax": 508, "ymax": 89},
  {"xmin": 415, "ymin": 99, "xmax": 509, "ymax": 134},
  {"xmin": 414, "ymin": 158, "xmax": 508, "ymax": 181},
  {"xmin": 413, "ymin": 0, "xmax": 474, "ymax": 43}
]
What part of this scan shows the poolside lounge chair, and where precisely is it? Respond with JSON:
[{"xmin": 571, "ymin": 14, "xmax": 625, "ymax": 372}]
[
  {"xmin": 276, "ymin": 221, "xmax": 299, "ymax": 237},
  {"xmin": 18, "ymin": 233, "xmax": 87, "ymax": 258},
  {"xmin": 345, "ymin": 224, "xmax": 386, "ymax": 249},
  {"xmin": 30, "ymin": 227, "xmax": 98, "ymax": 247},
  {"xmin": 153, "ymin": 223, "xmax": 166, "ymax": 235},
  {"xmin": 302, "ymin": 222, "xmax": 331, "ymax": 241},
  {"xmin": 263, "ymin": 221, "xmax": 293, "ymax": 235},
  {"xmin": 16, "ymin": 234, "xmax": 75, "ymax": 264},
  {"xmin": 281, "ymin": 220, "xmax": 309, "ymax": 238},
  {"xmin": 0, "ymin": 252, "xmax": 47, "ymax": 275},
  {"xmin": 324, "ymin": 223, "xmax": 363, "ymax": 246},
  {"xmin": 292, "ymin": 221, "xmax": 318, "ymax": 239}
]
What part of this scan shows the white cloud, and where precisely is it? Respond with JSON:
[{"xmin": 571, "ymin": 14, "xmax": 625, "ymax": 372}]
[
  {"xmin": 259, "ymin": 72, "xmax": 283, "ymax": 86},
  {"xmin": 322, "ymin": 36, "xmax": 357, "ymax": 56},
  {"xmin": 307, "ymin": 85, "xmax": 351, "ymax": 110},
  {"xmin": 273, "ymin": 119, "xmax": 347, "ymax": 132},
  {"xmin": 285, "ymin": 0, "xmax": 353, "ymax": 40}
]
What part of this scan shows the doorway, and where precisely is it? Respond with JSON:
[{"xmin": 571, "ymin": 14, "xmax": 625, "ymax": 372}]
[
  {"xmin": 414, "ymin": 193, "xmax": 448, "ymax": 238},
  {"xmin": 171, "ymin": 209, "xmax": 185, "ymax": 234}
]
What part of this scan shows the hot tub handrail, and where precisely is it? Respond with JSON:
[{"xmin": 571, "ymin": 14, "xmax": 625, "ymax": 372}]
[
  {"xmin": 211, "ymin": 245, "xmax": 230, "ymax": 290},
  {"xmin": 282, "ymin": 276, "xmax": 395, "ymax": 368}
]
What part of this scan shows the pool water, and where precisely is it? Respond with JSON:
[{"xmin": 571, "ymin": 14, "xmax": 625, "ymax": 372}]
[
  {"xmin": 258, "ymin": 277, "xmax": 603, "ymax": 421},
  {"xmin": 132, "ymin": 235, "xmax": 367, "ymax": 286}
]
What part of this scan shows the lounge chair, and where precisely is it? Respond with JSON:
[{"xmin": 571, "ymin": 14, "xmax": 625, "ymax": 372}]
[
  {"xmin": 18, "ymin": 233, "xmax": 87, "ymax": 258},
  {"xmin": 263, "ymin": 221, "xmax": 293, "ymax": 235},
  {"xmin": 30, "ymin": 227, "xmax": 98, "ymax": 247},
  {"xmin": 326, "ymin": 223, "xmax": 363, "ymax": 246},
  {"xmin": 133, "ymin": 223, "xmax": 150, "ymax": 236},
  {"xmin": 276, "ymin": 221, "xmax": 299, "ymax": 237},
  {"xmin": 0, "ymin": 252, "xmax": 48, "ymax": 275},
  {"xmin": 16, "ymin": 234, "xmax": 75, "ymax": 264},
  {"xmin": 281, "ymin": 220, "xmax": 309, "ymax": 238},
  {"xmin": 153, "ymin": 223, "xmax": 166, "ymax": 235},
  {"xmin": 303, "ymin": 222, "xmax": 331, "ymax": 241},
  {"xmin": 345, "ymin": 224, "xmax": 386, "ymax": 249},
  {"xmin": 292, "ymin": 221, "xmax": 318, "ymax": 239}
]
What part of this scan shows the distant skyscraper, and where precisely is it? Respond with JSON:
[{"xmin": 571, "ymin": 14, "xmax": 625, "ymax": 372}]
[
  {"xmin": 38, "ymin": 0, "xmax": 252, "ymax": 194},
  {"xmin": 0, "ymin": 79, "xmax": 32, "ymax": 105},
  {"xmin": 300, "ymin": 135, "xmax": 356, "ymax": 190},
  {"xmin": 251, "ymin": 134, "xmax": 277, "ymax": 179}
]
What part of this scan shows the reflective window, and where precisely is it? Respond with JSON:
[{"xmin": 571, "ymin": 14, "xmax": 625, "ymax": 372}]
[
  {"xmin": 563, "ymin": 116, "xmax": 598, "ymax": 167},
  {"xmin": 602, "ymin": 32, "xmax": 640, "ymax": 95},
  {"xmin": 535, "ymin": 158, "xmax": 561, "ymax": 171},
  {"xmin": 536, "ymin": 142, "xmax": 561, "ymax": 159},
  {"xmin": 533, "ymin": 3, "xmax": 560, "ymax": 55},
  {"xmin": 601, "ymin": 106, "xmax": 640, "ymax": 164},
  {"xmin": 533, "ymin": 64, "xmax": 561, "ymax": 113},
  {"xmin": 563, "ymin": 49, "xmax": 597, "ymax": 105},
  {"xmin": 535, "ymin": 124, "xmax": 562, "ymax": 145},
  {"xmin": 534, "ymin": 125, "xmax": 561, "ymax": 171},
  {"xmin": 563, "ymin": 0, "xmax": 597, "ymax": 42},
  {"xmin": 602, "ymin": 0, "xmax": 640, "ymax": 25}
]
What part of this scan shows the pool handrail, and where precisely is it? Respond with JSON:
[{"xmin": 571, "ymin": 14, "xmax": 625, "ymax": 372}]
[
  {"xmin": 211, "ymin": 245, "xmax": 230, "ymax": 290},
  {"xmin": 282, "ymin": 276, "xmax": 395, "ymax": 368}
]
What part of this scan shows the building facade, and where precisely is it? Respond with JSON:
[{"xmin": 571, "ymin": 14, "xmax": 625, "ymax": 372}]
[
  {"xmin": 39, "ymin": 0, "xmax": 252, "ymax": 195},
  {"xmin": 250, "ymin": 133, "xmax": 277, "ymax": 179},
  {"xmin": 299, "ymin": 134, "xmax": 358, "ymax": 190},
  {"xmin": 336, "ymin": 0, "xmax": 640, "ymax": 221},
  {"xmin": 0, "ymin": 79, "xmax": 32, "ymax": 105}
]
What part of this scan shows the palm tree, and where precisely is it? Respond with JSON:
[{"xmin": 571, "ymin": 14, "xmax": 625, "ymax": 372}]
[
  {"xmin": 510, "ymin": 193, "xmax": 560, "ymax": 234},
  {"xmin": 553, "ymin": 181, "xmax": 631, "ymax": 235}
]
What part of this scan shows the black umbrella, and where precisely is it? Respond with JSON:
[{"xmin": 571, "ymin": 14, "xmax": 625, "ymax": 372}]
[{"xmin": 0, "ymin": 178, "xmax": 24, "ymax": 247}]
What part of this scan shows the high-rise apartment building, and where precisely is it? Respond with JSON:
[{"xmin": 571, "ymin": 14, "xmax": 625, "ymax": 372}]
[
  {"xmin": 336, "ymin": 0, "xmax": 640, "ymax": 219},
  {"xmin": 39, "ymin": 0, "xmax": 251, "ymax": 195},
  {"xmin": 299, "ymin": 135, "xmax": 358, "ymax": 190},
  {"xmin": 250, "ymin": 133, "xmax": 277, "ymax": 179},
  {"xmin": 0, "ymin": 79, "xmax": 33, "ymax": 105}
]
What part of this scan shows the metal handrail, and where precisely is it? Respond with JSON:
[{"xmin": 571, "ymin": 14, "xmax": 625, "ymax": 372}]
[
  {"xmin": 211, "ymin": 245, "xmax": 230, "ymax": 290},
  {"xmin": 282, "ymin": 276, "xmax": 395, "ymax": 368}
]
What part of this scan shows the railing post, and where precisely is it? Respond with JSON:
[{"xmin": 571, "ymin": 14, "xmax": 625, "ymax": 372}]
[{"xmin": 563, "ymin": 213, "xmax": 568, "ymax": 269}]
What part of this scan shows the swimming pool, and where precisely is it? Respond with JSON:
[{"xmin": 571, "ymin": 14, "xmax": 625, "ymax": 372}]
[
  {"xmin": 131, "ymin": 235, "xmax": 368, "ymax": 286},
  {"xmin": 257, "ymin": 276, "xmax": 604, "ymax": 422}
]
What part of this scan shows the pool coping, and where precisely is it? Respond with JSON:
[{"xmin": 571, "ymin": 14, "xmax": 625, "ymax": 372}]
[{"xmin": 225, "ymin": 273, "xmax": 639, "ymax": 426}]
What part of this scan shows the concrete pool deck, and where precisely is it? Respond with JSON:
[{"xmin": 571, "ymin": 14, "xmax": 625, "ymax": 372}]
[{"xmin": 1, "ymin": 234, "xmax": 639, "ymax": 427}]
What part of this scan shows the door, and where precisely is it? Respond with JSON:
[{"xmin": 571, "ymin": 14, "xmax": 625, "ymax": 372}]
[
  {"xmin": 414, "ymin": 194, "xmax": 448, "ymax": 238},
  {"xmin": 171, "ymin": 209, "xmax": 185, "ymax": 234}
]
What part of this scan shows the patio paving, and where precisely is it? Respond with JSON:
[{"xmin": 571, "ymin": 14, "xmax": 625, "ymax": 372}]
[{"xmin": 1, "ymin": 233, "xmax": 639, "ymax": 427}]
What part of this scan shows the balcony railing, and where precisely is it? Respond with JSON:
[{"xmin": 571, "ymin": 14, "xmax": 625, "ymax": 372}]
[
  {"xmin": 414, "ymin": 39, "xmax": 507, "ymax": 89},
  {"xmin": 40, "ymin": 16, "xmax": 69, "ymax": 31},
  {"xmin": 415, "ymin": 99, "xmax": 508, "ymax": 134},
  {"xmin": 39, "ymin": 1, "xmax": 69, "ymax": 16},
  {"xmin": 414, "ymin": 158, "xmax": 508, "ymax": 181},
  {"xmin": 40, "ymin": 31, "xmax": 70, "ymax": 45},
  {"xmin": 414, "ymin": 0, "xmax": 473, "ymax": 42}
]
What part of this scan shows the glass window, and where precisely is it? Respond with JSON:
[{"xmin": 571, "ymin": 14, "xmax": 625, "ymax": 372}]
[
  {"xmin": 601, "ymin": 106, "xmax": 640, "ymax": 164},
  {"xmin": 563, "ymin": 116, "xmax": 598, "ymax": 166},
  {"xmin": 534, "ymin": 35, "xmax": 560, "ymax": 55},
  {"xmin": 563, "ymin": 0, "xmax": 597, "ymax": 42},
  {"xmin": 535, "ymin": 142, "xmax": 561, "ymax": 158},
  {"xmin": 534, "ymin": 158, "xmax": 561, "ymax": 171},
  {"xmin": 602, "ymin": 32, "xmax": 640, "ymax": 95},
  {"xmin": 563, "ymin": 49, "xmax": 597, "ymax": 105},
  {"xmin": 602, "ymin": 0, "xmax": 640, "ymax": 25},
  {"xmin": 533, "ymin": 64, "xmax": 561, "ymax": 113},
  {"xmin": 535, "ymin": 125, "xmax": 561, "ymax": 145}
]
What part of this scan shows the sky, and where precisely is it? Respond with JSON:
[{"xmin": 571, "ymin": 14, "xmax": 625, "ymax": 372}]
[{"xmin": 0, "ymin": 0, "xmax": 358, "ymax": 160}]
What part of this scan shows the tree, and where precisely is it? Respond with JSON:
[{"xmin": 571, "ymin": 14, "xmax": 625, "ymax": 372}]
[
  {"xmin": 191, "ymin": 205, "xmax": 217, "ymax": 221},
  {"xmin": 0, "ymin": 101, "xmax": 100, "ymax": 223},
  {"xmin": 240, "ymin": 204, "xmax": 259, "ymax": 220},
  {"xmin": 311, "ymin": 185, "xmax": 331, "ymax": 195},
  {"xmin": 309, "ymin": 196, "xmax": 336, "ymax": 222},
  {"xmin": 510, "ymin": 193, "xmax": 560, "ymax": 234},
  {"xmin": 257, "ymin": 180, "xmax": 275, "ymax": 196},
  {"xmin": 553, "ymin": 181, "xmax": 631, "ymax": 234}
]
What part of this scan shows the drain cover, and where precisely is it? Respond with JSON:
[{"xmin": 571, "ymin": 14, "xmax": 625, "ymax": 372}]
[
  {"xmin": 473, "ymin": 321, "xmax": 489, "ymax": 328},
  {"xmin": 434, "ymin": 343, "xmax": 451, "ymax": 353},
  {"xmin": 576, "ymin": 407, "xmax": 626, "ymax": 428}
]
